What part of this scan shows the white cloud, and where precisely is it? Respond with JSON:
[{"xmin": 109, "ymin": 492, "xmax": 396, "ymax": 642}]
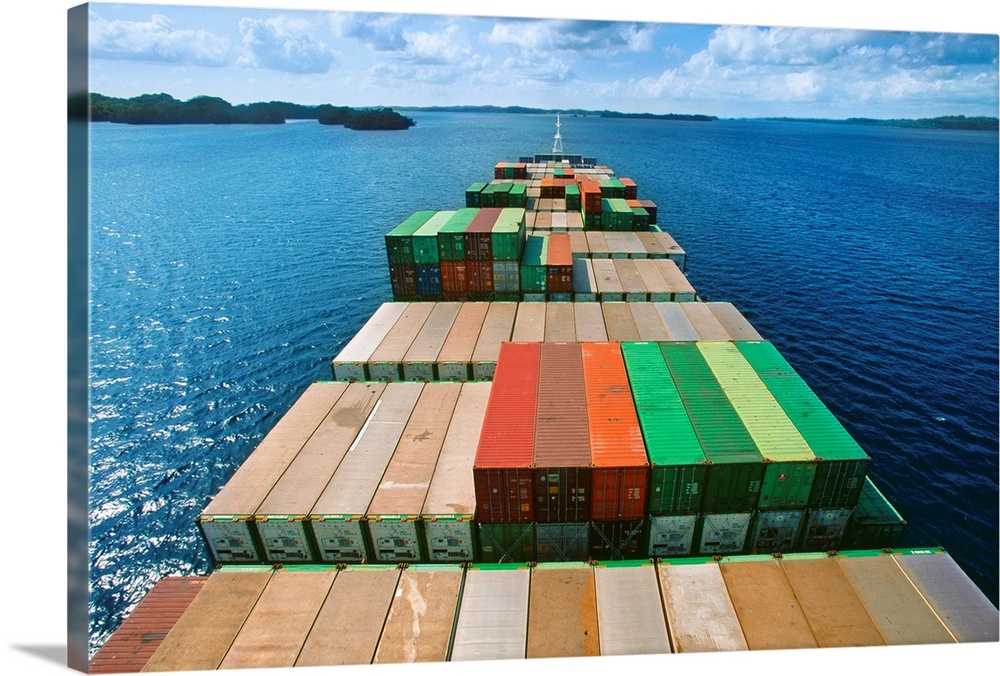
[
  {"xmin": 487, "ymin": 19, "xmax": 656, "ymax": 55},
  {"xmin": 88, "ymin": 11, "xmax": 231, "ymax": 66},
  {"xmin": 237, "ymin": 16, "xmax": 335, "ymax": 74},
  {"xmin": 402, "ymin": 24, "xmax": 473, "ymax": 66},
  {"xmin": 329, "ymin": 12, "xmax": 408, "ymax": 51}
]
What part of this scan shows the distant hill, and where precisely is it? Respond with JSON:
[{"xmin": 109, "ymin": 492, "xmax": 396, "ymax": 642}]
[
  {"xmin": 399, "ymin": 104, "xmax": 717, "ymax": 122},
  {"xmin": 761, "ymin": 115, "xmax": 998, "ymax": 131},
  {"xmin": 72, "ymin": 93, "xmax": 415, "ymax": 130}
]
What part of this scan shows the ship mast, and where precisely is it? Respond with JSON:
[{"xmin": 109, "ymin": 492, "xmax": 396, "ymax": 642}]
[{"xmin": 551, "ymin": 113, "xmax": 564, "ymax": 154}]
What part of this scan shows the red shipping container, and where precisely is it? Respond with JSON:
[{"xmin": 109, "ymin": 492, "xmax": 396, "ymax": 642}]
[
  {"xmin": 514, "ymin": 162, "xmax": 527, "ymax": 179},
  {"xmin": 533, "ymin": 343, "xmax": 591, "ymax": 522},
  {"xmin": 581, "ymin": 342, "xmax": 649, "ymax": 520},
  {"xmin": 494, "ymin": 162, "xmax": 506, "ymax": 179},
  {"xmin": 465, "ymin": 208, "xmax": 500, "ymax": 261},
  {"xmin": 580, "ymin": 180, "xmax": 603, "ymax": 214},
  {"xmin": 621, "ymin": 177, "xmax": 638, "ymax": 200},
  {"xmin": 466, "ymin": 260, "xmax": 494, "ymax": 297},
  {"xmin": 545, "ymin": 234, "xmax": 574, "ymax": 294},
  {"xmin": 474, "ymin": 342, "xmax": 541, "ymax": 522},
  {"xmin": 440, "ymin": 261, "xmax": 468, "ymax": 301}
]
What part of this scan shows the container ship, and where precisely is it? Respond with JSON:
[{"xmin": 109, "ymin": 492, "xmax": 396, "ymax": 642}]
[{"xmin": 88, "ymin": 119, "xmax": 999, "ymax": 673}]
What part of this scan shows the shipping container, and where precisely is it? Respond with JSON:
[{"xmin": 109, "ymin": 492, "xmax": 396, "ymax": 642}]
[
  {"xmin": 385, "ymin": 211, "xmax": 435, "ymax": 266},
  {"xmin": 465, "ymin": 260, "xmax": 494, "ymax": 299},
  {"xmin": 218, "ymin": 567, "xmax": 338, "ymax": 670},
  {"xmin": 719, "ymin": 559, "xmax": 819, "ymax": 650},
  {"xmin": 367, "ymin": 383, "xmax": 462, "ymax": 562},
  {"xmin": 682, "ymin": 303, "xmax": 730, "ymax": 340},
  {"xmin": 366, "ymin": 302, "xmax": 434, "ymax": 381},
  {"xmin": 582, "ymin": 342, "xmax": 648, "ymax": 520},
  {"xmin": 654, "ymin": 302, "xmax": 700, "ymax": 341},
  {"xmin": 594, "ymin": 563, "xmax": 671, "ymax": 656},
  {"xmin": 332, "ymin": 302, "xmax": 408, "ymax": 381},
  {"xmin": 799, "ymin": 508, "xmax": 853, "ymax": 551},
  {"xmin": 842, "ymin": 477, "xmax": 906, "ymax": 549},
  {"xmin": 295, "ymin": 565, "xmax": 401, "ymax": 667},
  {"xmin": 526, "ymin": 564, "xmax": 600, "ymax": 657},
  {"xmin": 141, "ymin": 569, "xmax": 275, "ymax": 672},
  {"xmin": 439, "ymin": 260, "xmax": 468, "ymax": 301},
  {"xmin": 591, "ymin": 258, "xmax": 624, "ymax": 301},
  {"xmin": 402, "ymin": 302, "xmax": 462, "ymax": 381},
  {"xmin": 660, "ymin": 342, "xmax": 764, "ymax": 512},
  {"xmin": 511, "ymin": 302, "xmax": 546, "ymax": 342},
  {"xmin": 438, "ymin": 208, "xmax": 477, "ymax": 261},
  {"xmin": 199, "ymin": 382, "xmax": 349, "ymax": 564},
  {"xmin": 698, "ymin": 341, "xmax": 817, "ymax": 509},
  {"xmin": 736, "ymin": 340, "xmax": 870, "ymax": 508},
  {"xmin": 613, "ymin": 258, "xmax": 648, "ymax": 302},
  {"xmin": 469, "ymin": 301, "xmax": 517, "ymax": 380},
  {"xmin": 422, "ymin": 382, "xmax": 491, "ymax": 562},
  {"xmin": 893, "ymin": 549, "xmax": 1000, "ymax": 643},
  {"xmin": 698, "ymin": 512, "xmax": 751, "ymax": 555},
  {"xmin": 477, "ymin": 523, "xmax": 535, "ymax": 562},
  {"xmin": 589, "ymin": 519, "xmax": 648, "ymax": 560},
  {"xmin": 450, "ymin": 565, "xmax": 530, "ymax": 661},
  {"xmin": 638, "ymin": 199, "xmax": 658, "ymax": 225},
  {"xmin": 519, "ymin": 235, "xmax": 547, "ymax": 294},
  {"xmin": 779, "ymin": 555, "xmax": 887, "ymax": 647},
  {"xmin": 621, "ymin": 342, "xmax": 707, "ymax": 515},
  {"xmin": 90, "ymin": 577, "xmax": 207, "ymax": 674},
  {"xmin": 633, "ymin": 230, "xmax": 667, "ymax": 259},
  {"xmin": 389, "ymin": 263, "xmax": 418, "ymax": 301},
  {"xmin": 837, "ymin": 552, "xmax": 957, "ymax": 645},
  {"xmin": 534, "ymin": 343, "xmax": 591, "ymax": 523},
  {"xmin": 466, "ymin": 182, "xmax": 487, "ymax": 208},
  {"xmin": 574, "ymin": 302, "xmax": 608, "ymax": 341},
  {"xmin": 373, "ymin": 566, "xmax": 464, "ymax": 664},
  {"xmin": 546, "ymin": 233, "xmax": 574, "ymax": 294},
  {"xmin": 415, "ymin": 264, "xmax": 442, "ymax": 300},
  {"xmin": 254, "ymin": 382, "xmax": 386, "ymax": 563},
  {"xmin": 647, "ymin": 514, "xmax": 700, "ymax": 557},
  {"xmin": 411, "ymin": 211, "xmax": 453, "ymax": 265},
  {"xmin": 748, "ymin": 509, "xmax": 805, "ymax": 553},
  {"xmin": 706, "ymin": 302, "xmax": 763, "ymax": 340},
  {"xmin": 572, "ymin": 258, "xmax": 598, "ymax": 302},
  {"xmin": 657, "ymin": 562, "xmax": 748, "ymax": 653},
  {"xmin": 492, "ymin": 208, "xmax": 526, "ymax": 261},
  {"xmin": 585, "ymin": 231, "xmax": 610, "ymax": 257},
  {"xmin": 535, "ymin": 523, "xmax": 590, "ymax": 562},
  {"xmin": 436, "ymin": 302, "xmax": 489, "ymax": 381},
  {"xmin": 602, "ymin": 302, "xmax": 639, "ymax": 341},
  {"xmin": 568, "ymin": 230, "xmax": 589, "ymax": 258},
  {"xmin": 655, "ymin": 259, "xmax": 696, "ymax": 301},
  {"xmin": 544, "ymin": 302, "xmax": 576, "ymax": 342},
  {"xmin": 465, "ymin": 208, "xmax": 501, "ymax": 261},
  {"xmin": 474, "ymin": 342, "xmax": 539, "ymax": 522},
  {"xmin": 632, "ymin": 258, "xmax": 672, "ymax": 301},
  {"xmin": 603, "ymin": 231, "xmax": 629, "ymax": 258},
  {"xmin": 491, "ymin": 260, "xmax": 519, "ymax": 294},
  {"xmin": 629, "ymin": 302, "xmax": 671, "ymax": 341},
  {"xmin": 310, "ymin": 382, "xmax": 424, "ymax": 562}
]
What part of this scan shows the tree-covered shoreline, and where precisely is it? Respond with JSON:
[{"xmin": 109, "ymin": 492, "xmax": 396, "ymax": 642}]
[{"xmin": 72, "ymin": 93, "xmax": 415, "ymax": 130}]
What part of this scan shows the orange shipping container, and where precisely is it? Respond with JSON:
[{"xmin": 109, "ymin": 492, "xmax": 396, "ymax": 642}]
[{"xmin": 581, "ymin": 342, "xmax": 649, "ymax": 520}]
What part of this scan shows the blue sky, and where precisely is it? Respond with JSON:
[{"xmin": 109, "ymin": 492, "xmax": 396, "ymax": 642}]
[{"xmin": 80, "ymin": 1, "xmax": 999, "ymax": 119}]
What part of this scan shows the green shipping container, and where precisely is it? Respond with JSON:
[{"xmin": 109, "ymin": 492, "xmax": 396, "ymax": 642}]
[
  {"xmin": 564, "ymin": 184, "xmax": 581, "ymax": 211},
  {"xmin": 698, "ymin": 341, "xmax": 817, "ymax": 510},
  {"xmin": 660, "ymin": 342, "xmax": 764, "ymax": 513},
  {"xmin": 842, "ymin": 477, "xmax": 906, "ymax": 550},
  {"xmin": 385, "ymin": 211, "xmax": 435, "ymax": 266},
  {"xmin": 492, "ymin": 208, "xmax": 526, "ymax": 261},
  {"xmin": 492, "ymin": 182, "xmax": 512, "ymax": 208},
  {"xmin": 520, "ymin": 235, "xmax": 548, "ymax": 293},
  {"xmin": 412, "ymin": 211, "xmax": 454, "ymax": 265},
  {"xmin": 621, "ymin": 341, "xmax": 707, "ymax": 514},
  {"xmin": 477, "ymin": 523, "xmax": 535, "ymax": 563},
  {"xmin": 508, "ymin": 183, "xmax": 527, "ymax": 209},
  {"xmin": 466, "ymin": 182, "xmax": 487, "ymax": 208},
  {"xmin": 479, "ymin": 183, "xmax": 497, "ymax": 208},
  {"xmin": 735, "ymin": 340, "xmax": 870, "ymax": 508},
  {"xmin": 438, "ymin": 208, "xmax": 478, "ymax": 261}
]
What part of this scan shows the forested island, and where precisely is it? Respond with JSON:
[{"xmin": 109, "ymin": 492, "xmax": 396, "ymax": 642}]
[
  {"xmin": 400, "ymin": 104, "xmax": 716, "ymax": 122},
  {"xmin": 72, "ymin": 93, "xmax": 415, "ymax": 130},
  {"xmin": 761, "ymin": 115, "xmax": 998, "ymax": 130}
]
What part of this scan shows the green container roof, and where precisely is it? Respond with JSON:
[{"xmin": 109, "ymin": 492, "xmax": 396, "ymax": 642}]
[
  {"xmin": 697, "ymin": 342, "xmax": 815, "ymax": 462},
  {"xmin": 493, "ymin": 208, "xmax": 525, "ymax": 232},
  {"xmin": 660, "ymin": 342, "xmax": 763, "ymax": 464},
  {"xmin": 440, "ymin": 208, "xmax": 479, "ymax": 233},
  {"xmin": 521, "ymin": 234, "xmax": 546, "ymax": 266},
  {"xmin": 564, "ymin": 184, "xmax": 580, "ymax": 196},
  {"xmin": 621, "ymin": 342, "xmax": 706, "ymax": 466},
  {"xmin": 414, "ymin": 210, "xmax": 455, "ymax": 236},
  {"xmin": 467, "ymin": 182, "xmax": 487, "ymax": 192},
  {"xmin": 735, "ymin": 341, "xmax": 870, "ymax": 462},
  {"xmin": 386, "ymin": 210, "xmax": 435, "ymax": 237}
]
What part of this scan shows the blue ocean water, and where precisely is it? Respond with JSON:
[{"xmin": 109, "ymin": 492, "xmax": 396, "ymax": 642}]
[{"xmin": 86, "ymin": 113, "xmax": 999, "ymax": 655}]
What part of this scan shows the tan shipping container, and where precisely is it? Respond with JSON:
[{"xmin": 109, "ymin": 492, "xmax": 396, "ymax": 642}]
[
  {"xmin": 719, "ymin": 559, "xmax": 819, "ymax": 650},
  {"xmin": 594, "ymin": 563, "xmax": 671, "ymax": 656},
  {"xmin": 512, "ymin": 302, "xmax": 546, "ymax": 342},
  {"xmin": 544, "ymin": 302, "xmax": 577, "ymax": 342},
  {"xmin": 629, "ymin": 302, "xmax": 671, "ymax": 341},
  {"xmin": 373, "ymin": 566, "xmax": 465, "ymax": 664},
  {"xmin": 707, "ymin": 302, "xmax": 764, "ymax": 340},
  {"xmin": 368, "ymin": 302, "xmax": 435, "ymax": 381},
  {"xmin": 437, "ymin": 302, "xmax": 490, "ymax": 381},
  {"xmin": 526, "ymin": 564, "xmax": 600, "ymax": 658},
  {"xmin": 591, "ymin": 258, "xmax": 624, "ymax": 301},
  {"xmin": 575, "ymin": 302, "xmax": 608, "ymax": 341},
  {"xmin": 332, "ymin": 302, "xmax": 408, "ymax": 380},
  {"xmin": 682, "ymin": 302, "xmax": 731, "ymax": 340},
  {"xmin": 602, "ymin": 302, "xmax": 640, "ymax": 342},
  {"xmin": 471, "ymin": 301, "xmax": 517, "ymax": 380},
  {"xmin": 613, "ymin": 258, "xmax": 649, "ymax": 302},
  {"xmin": 451, "ymin": 566, "xmax": 530, "ymax": 661},
  {"xmin": 657, "ymin": 563, "xmax": 748, "ymax": 653},
  {"xmin": 402, "ymin": 301, "xmax": 463, "ymax": 381}
]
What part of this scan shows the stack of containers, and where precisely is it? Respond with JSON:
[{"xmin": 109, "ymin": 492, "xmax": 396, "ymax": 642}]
[
  {"xmin": 735, "ymin": 340, "xmax": 870, "ymax": 550},
  {"xmin": 842, "ymin": 477, "xmax": 906, "ymax": 549},
  {"xmin": 520, "ymin": 235, "xmax": 547, "ymax": 300},
  {"xmin": 545, "ymin": 233, "xmax": 573, "ymax": 301},
  {"xmin": 438, "ymin": 209, "xmax": 475, "ymax": 300},
  {"xmin": 659, "ymin": 341, "xmax": 763, "ymax": 556},
  {"xmin": 533, "ymin": 343, "xmax": 592, "ymax": 562},
  {"xmin": 582, "ymin": 342, "xmax": 650, "ymax": 561},
  {"xmin": 412, "ymin": 211, "xmax": 452, "ymax": 299},
  {"xmin": 698, "ymin": 341, "xmax": 817, "ymax": 553},
  {"xmin": 491, "ymin": 208, "xmax": 526, "ymax": 300},
  {"xmin": 474, "ymin": 342, "xmax": 540, "ymax": 562},
  {"xmin": 621, "ymin": 342, "xmax": 706, "ymax": 557},
  {"xmin": 465, "ymin": 208, "xmax": 499, "ymax": 299},
  {"xmin": 385, "ymin": 211, "xmax": 435, "ymax": 300}
]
